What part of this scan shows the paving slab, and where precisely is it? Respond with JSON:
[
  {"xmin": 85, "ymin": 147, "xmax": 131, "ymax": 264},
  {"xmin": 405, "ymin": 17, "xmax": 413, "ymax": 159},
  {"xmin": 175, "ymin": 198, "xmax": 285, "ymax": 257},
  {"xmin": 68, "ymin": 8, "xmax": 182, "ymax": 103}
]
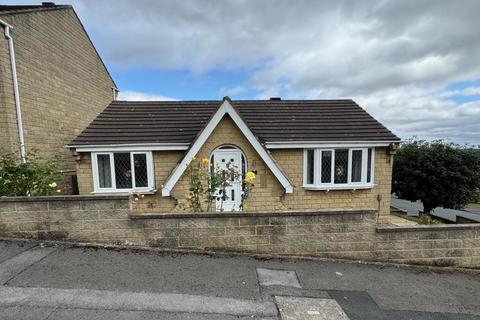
[
  {"xmin": 0, "ymin": 305, "xmax": 54, "ymax": 320},
  {"xmin": 0, "ymin": 241, "xmax": 36, "ymax": 263},
  {"xmin": 275, "ymin": 296, "xmax": 349, "ymax": 320},
  {"xmin": 8, "ymin": 247, "xmax": 260, "ymax": 299},
  {"xmin": 329, "ymin": 290, "xmax": 480, "ymax": 320},
  {"xmin": 0, "ymin": 286, "xmax": 277, "ymax": 317},
  {"xmin": 0, "ymin": 245, "xmax": 56, "ymax": 284},
  {"xmin": 0, "ymin": 306, "xmax": 275, "ymax": 320},
  {"xmin": 294, "ymin": 259, "xmax": 480, "ymax": 315},
  {"xmin": 257, "ymin": 268, "xmax": 301, "ymax": 288}
]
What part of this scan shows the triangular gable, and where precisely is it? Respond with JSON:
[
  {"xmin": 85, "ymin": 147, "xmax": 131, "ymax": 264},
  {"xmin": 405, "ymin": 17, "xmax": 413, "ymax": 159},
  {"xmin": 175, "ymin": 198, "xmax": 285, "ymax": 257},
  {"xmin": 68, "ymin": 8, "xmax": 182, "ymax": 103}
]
[{"xmin": 162, "ymin": 98, "xmax": 294, "ymax": 196}]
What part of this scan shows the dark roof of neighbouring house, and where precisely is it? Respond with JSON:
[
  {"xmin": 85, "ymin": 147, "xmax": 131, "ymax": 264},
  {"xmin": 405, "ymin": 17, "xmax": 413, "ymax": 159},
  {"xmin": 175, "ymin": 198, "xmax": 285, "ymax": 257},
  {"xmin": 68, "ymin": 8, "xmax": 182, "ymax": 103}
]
[
  {"xmin": 68, "ymin": 99, "xmax": 400, "ymax": 146},
  {"xmin": 0, "ymin": 4, "xmax": 71, "ymax": 14}
]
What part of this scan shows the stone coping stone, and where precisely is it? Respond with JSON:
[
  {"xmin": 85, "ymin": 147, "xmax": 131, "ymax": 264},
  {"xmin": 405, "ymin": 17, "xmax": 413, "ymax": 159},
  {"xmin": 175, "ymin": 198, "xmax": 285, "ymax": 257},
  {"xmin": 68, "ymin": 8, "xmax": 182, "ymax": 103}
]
[
  {"xmin": 0, "ymin": 195, "xmax": 131, "ymax": 202},
  {"xmin": 376, "ymin": 223, "xmax": 480, "ymax": 233},
  {"xmin": 130, "ymin": 209, "xmax": 376, "ymax": 220}
]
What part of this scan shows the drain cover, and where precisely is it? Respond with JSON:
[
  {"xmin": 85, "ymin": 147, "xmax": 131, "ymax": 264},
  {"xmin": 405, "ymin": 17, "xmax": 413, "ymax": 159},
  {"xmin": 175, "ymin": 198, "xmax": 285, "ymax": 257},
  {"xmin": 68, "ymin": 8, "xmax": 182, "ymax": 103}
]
[{"xmin": 257, "ymin": 268, "xmax": 301, "ymax": 288}]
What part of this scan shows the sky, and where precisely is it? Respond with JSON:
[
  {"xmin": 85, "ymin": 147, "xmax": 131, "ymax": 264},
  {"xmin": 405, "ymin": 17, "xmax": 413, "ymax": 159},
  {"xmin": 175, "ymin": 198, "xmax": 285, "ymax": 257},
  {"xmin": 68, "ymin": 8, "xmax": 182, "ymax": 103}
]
[{"xmin": 9, "ymin": 0, "xmax": 480, "ymax": 144}]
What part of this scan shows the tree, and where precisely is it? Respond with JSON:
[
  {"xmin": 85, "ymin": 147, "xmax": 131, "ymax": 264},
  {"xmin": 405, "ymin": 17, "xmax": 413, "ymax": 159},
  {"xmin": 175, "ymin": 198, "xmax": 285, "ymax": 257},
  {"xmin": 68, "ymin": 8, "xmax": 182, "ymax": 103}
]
[{"xmin": 392, "ymin": 140, "xmax": 480, "ymax": 214}]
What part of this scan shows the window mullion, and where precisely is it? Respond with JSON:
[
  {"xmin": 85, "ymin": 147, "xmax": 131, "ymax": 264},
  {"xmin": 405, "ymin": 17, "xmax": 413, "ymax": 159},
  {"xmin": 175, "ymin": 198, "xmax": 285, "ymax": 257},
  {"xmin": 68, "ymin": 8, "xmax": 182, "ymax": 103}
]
[
  {"xmin": 314, "ymin": 149, "xmax": 320, "ymax": 185},
  {"xmin": 110, "ymin": 153, "xmax": 116, "ymax": 189},
  {"xmin": 361, "ymin": 149, "xmax": 367, "ymax": 183},
  {"xmin": 371, "ymin": 148, "xmax": 375, "ymax": 184},
  {"xmin": 303, "ymin": 149, "xmax": 307, "ymax": 185},
  {"xmin": 331, "ymin": 150, "xmax": 335, "ymax": 185},
  {"xmin": 148, "ymin": 152, "xmax": 154, "ymax": 189},
  {"xmin": 347, "ymin": 149, "xmax": 352, "ymax": 184},
  {"xmin": 92, "ymin": 153, "xmax": 99, "ymax": 191},
  {"xmin": 131, "ymin": 152, "xmax": 136, "ymax": 189}
]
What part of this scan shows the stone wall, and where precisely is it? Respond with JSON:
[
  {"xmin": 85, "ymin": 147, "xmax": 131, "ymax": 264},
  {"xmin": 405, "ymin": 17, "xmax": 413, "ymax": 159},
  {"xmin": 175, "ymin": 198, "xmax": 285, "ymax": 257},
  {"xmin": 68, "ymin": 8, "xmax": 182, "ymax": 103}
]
[
  {"xmin": 1, "ymin": 196, "xmax": 479, "ymax": 268},
  {"xmin": 79, "ymin": 116, "xmax": 394, "ymax": 216},
  {"xmin": 0, "ymin": 7, "xmax": 115, "ymax": 183}
]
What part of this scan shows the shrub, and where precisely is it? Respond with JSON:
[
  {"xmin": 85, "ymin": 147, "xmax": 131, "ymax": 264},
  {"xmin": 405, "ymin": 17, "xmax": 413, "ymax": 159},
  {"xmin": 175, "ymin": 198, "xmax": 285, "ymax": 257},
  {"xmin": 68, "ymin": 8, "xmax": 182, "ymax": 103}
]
[
  {"xmin": 392, "ymin": 140, "xmax": 480, "ymax": 214},
  {"xmin": 0, "ymin": 150, "xmax": 62, "ymax": 197}
]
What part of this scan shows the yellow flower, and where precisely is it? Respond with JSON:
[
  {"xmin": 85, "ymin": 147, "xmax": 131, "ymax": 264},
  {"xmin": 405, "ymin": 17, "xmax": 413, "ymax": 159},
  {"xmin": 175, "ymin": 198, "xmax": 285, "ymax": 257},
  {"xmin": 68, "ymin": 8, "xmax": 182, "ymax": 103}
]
[
  {"xmin": 192, "ymin": 156, "xmax": 197, "ymax": 161},
  {"xmin": 56, "ymin": 189, "xmax": 61, "ymax": 193},
  {"xmin": 245, "ymin": 171, "xmax": 256, "ymax": 183},
  {"xmin": 202, "ymin": 158, "xmax": 209, "ymax": 165},
  {"xmin": 49, "ymin": 182, "xmax": 57, "ymax": 188}
]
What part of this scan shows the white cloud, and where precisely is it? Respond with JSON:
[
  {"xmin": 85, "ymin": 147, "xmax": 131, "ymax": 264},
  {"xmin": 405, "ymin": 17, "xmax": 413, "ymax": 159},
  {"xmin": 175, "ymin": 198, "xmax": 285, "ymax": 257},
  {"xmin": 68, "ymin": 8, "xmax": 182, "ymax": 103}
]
[
  {"xmin": 17, "ymin": 0, "xmax": 480, "ymax": 143},
  {"xmin": 118, "ymin": 90, "xmax": 178, "ymax": 101}
]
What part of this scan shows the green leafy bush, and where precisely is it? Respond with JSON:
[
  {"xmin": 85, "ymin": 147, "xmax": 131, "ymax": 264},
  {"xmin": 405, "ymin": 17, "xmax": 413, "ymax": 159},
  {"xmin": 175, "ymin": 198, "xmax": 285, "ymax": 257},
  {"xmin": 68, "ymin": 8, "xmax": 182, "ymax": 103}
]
[
  {"xmin": 392, "ymin": 140, "xmax": 480, "ymax": 214},
  {"xmin": 0, "ymin": 150, "xmax": 62, "ymax": 196}
]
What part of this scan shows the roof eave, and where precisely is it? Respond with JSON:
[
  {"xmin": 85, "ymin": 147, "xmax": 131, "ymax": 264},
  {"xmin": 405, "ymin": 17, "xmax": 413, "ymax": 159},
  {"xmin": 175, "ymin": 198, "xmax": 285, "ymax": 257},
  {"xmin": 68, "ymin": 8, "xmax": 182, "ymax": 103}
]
[
  {"xmin": 65, "ymin": 143, "xmax": 190, "ymax": 152},
  {"xmin": 265, "ymin": 140, "xmax": 401, "ymax": 149}
]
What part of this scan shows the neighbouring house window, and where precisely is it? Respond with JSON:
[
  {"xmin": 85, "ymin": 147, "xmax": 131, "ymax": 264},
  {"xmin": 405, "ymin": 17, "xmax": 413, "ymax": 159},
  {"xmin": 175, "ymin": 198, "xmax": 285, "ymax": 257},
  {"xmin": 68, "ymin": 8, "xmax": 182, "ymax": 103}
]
[
  {"xmin": 92, "ymin": 151, "xmax": 154, "ymax": 192},
  {"xmin": 303, "ymin": 148, "xmax": 375, "ymax": 189}
]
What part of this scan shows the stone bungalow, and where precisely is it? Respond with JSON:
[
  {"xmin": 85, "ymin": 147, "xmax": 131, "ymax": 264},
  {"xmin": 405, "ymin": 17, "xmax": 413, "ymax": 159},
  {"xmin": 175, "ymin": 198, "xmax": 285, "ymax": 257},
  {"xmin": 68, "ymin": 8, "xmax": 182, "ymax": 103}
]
[{"xmin": 67, "ymin": 98, "xmax": 400, "ymax": 216}]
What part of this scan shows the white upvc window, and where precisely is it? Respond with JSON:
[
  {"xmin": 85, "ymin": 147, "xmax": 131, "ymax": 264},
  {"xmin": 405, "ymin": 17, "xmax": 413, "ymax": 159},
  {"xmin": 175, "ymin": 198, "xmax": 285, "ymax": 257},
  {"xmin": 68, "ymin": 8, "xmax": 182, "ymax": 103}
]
[
  {"xmin": 303, "ymin": 148, "xmax": 375, "ymax": 190},
  {"xmin": 91, "ymin": 151, "xmax": 155, "ymax": 193}
]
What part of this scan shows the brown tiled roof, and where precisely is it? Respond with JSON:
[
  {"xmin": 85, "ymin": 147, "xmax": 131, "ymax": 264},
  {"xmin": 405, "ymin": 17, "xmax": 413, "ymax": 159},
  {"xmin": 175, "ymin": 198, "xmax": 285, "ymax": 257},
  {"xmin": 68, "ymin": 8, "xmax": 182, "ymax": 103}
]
[{"xmin": 69, "ymin": 99, "xmax": 400, "ymax": 146}]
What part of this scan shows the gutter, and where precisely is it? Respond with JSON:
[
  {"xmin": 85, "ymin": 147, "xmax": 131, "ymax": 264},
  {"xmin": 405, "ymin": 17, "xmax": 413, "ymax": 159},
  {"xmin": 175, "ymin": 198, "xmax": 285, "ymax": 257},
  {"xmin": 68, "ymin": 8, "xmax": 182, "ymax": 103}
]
[{"xmin": 0, "ymin": 19, "xmax": 26, "ymax": 163}]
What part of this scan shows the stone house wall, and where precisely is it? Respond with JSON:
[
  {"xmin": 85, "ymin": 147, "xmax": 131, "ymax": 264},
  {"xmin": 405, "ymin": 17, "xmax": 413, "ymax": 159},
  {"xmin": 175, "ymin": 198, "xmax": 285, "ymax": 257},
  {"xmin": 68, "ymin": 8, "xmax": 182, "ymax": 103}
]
[
  {"xmin": 77, "ymin": 116, "xmax": 393, "ymax": 215},
  {"xmin": 0, "ymin": 7, "xmax": 115, "ymax": 191}
]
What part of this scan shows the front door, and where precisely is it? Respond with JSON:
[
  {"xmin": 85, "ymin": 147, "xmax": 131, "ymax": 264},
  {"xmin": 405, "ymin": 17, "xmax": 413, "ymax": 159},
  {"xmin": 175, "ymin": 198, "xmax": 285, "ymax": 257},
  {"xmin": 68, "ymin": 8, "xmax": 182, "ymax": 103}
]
[{"xmin": 213, "ymin": 149, "xmax": 242, "ymax": 211}]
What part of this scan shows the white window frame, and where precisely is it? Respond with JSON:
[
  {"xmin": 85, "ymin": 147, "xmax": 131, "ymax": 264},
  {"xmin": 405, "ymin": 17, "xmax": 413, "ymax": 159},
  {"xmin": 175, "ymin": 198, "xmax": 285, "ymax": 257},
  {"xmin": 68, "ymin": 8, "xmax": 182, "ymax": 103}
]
[
  {"xmin": 303, "ymin": 147, "xmax": 375, "ymax": 190},
  {"xmin": 92, "ymin": 151, "xmax": 155, "ymax": 193}
]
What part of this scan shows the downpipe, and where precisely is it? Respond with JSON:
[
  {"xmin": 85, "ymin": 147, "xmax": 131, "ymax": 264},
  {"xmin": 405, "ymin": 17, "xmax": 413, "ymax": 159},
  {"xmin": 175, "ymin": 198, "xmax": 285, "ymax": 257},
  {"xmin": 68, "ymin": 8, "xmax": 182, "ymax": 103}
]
[{"xmin": 1, "ymin": 19, "xmax": 26, "ymax": 163}]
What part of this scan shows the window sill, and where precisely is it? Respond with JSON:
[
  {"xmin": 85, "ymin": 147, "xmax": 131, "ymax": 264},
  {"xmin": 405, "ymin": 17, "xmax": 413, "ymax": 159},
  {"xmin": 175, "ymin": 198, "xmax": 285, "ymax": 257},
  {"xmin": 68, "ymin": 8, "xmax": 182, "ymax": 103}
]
[
  {"xmin": 90, "ymin": 189, "xmax": 157, "ymax": 195},
  {"xmin": 303, "ymin": 184, "xmax": 375, "ymax": 191}
]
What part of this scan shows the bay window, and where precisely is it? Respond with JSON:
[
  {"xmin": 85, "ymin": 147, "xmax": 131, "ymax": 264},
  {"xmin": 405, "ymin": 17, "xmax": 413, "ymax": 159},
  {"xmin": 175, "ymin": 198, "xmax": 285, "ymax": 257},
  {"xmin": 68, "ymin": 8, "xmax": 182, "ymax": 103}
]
[
  {"xmin": 92, "ymin": 151, "xmax": 154, "ymax": 192},
  {"xmin": 303, "ymin": 148, "xmax": 374, "ymax": 189}
]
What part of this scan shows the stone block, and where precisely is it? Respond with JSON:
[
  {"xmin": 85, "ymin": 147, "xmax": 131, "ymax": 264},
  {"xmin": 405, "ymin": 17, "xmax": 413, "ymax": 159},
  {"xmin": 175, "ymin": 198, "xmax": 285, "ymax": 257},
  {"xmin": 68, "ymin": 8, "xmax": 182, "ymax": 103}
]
[
  {"xmin": 239, "ymin": 216, "xmax": 269, "ymax": 226},
  {"xmin": 417, "ymin": 231, "xmax": 448, "ymax": 240},
  {"xmin": 256, "ymin": 225, "xmax": 286, "ymax": 236},
  {"xmin": 239, "ymin": 235, "xmax": 269, "ymax": 246},
  {"xmin": 178, "ymin": 219, "xmax": 210, "ymax": 228},
  {"xmin": 148, "ymin": 237, "xmax": 179, "ymax": 248},
  {"xmin": 97, "ymin": 210, "xmax": 127, "ymax": 220},
  {"xmin": 0, "ymin": 202, "xmax": 16, "ymax": 212},
  {"xmin": 194, "ymin": 227, "xmax": 226, "ymax": 237},
  {"xmin": 48, "ymin": 200, "xmax": 81, "ymax": 211},
  {"xmin": 15, "ymin": 201, "xmax": 48, "ymax": 212},
  {"xmin": 37, "ymin": 230, "xmax": 68, "ymax": 241},
  {"xmin": 81, "ymin": 200, "xmax": 115, "ymax": 211},
  {"xmin": 203, "ymin": 236, "xmax": 240, "ymax": 249},
  {"xmin": 208, "ymin": 217, "xmax": 239, "ymax": 227},
  {"xmin": 225, "ymin": 226, "xmax": 255, "ymax": 236},
  {"xmin": 447, "ymin": 230, "xmax": 477, "ymax": 239}
]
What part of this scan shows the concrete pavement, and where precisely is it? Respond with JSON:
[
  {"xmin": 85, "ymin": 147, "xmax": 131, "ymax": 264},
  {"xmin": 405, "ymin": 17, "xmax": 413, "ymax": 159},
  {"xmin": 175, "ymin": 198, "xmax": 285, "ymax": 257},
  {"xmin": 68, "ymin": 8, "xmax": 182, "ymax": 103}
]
[{"xmin": 0, "ymin": 240, "xmax": 479, "ymax": 319}]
